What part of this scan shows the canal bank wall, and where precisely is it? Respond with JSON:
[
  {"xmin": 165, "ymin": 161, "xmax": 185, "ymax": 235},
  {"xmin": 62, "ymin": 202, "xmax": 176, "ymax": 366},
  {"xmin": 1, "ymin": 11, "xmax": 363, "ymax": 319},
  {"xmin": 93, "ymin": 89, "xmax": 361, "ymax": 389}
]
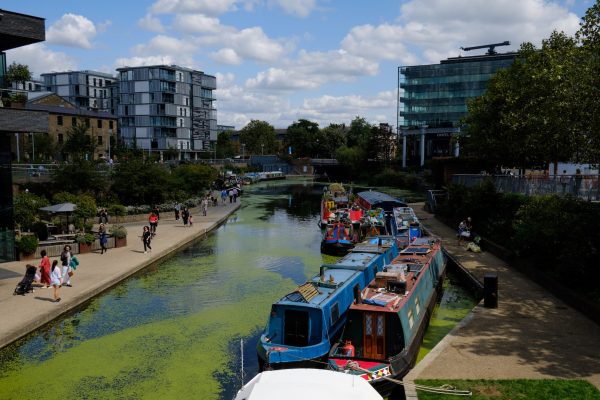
[
  {"xmin": 403, "ymin": 202, "xmax": 600, "ymax": 397},
  {"xmin": 0, "ymin": 201, "xmax": 241, "ymax": 350}
]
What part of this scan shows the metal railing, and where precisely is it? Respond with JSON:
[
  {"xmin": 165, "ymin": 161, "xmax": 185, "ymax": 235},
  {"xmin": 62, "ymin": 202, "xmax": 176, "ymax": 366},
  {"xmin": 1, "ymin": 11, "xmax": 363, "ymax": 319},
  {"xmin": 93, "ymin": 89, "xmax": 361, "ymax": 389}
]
[{"xmin": 452, "ymin": 174, "xmax": 600, "ymax": 201}]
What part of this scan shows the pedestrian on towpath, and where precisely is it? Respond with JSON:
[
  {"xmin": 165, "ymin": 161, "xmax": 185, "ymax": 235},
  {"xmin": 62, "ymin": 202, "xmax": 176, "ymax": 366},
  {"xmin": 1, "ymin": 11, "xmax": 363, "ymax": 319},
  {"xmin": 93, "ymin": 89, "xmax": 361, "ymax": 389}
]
[
  {"xmin": 60, "ymin": 245, "xmax": 72, "ymax": 287},
  {"xmin": 50, "ymin": 260, "xmax": 62, "ymax": 302},
  {"xmin": 39, "ymin": 249, "xmax": 51, "ymax": 288},
  {"xmin": 142, "ymin": 226, "xmax": 152, "ymax": 254}
]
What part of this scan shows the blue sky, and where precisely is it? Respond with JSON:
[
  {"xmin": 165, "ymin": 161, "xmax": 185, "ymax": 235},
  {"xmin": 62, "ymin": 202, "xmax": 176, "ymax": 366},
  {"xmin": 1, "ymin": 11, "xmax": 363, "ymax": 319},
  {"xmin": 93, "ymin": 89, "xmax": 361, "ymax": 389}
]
[{"xmin": 3, "ymin": 0, "xmax": 591, "ymax": 129}]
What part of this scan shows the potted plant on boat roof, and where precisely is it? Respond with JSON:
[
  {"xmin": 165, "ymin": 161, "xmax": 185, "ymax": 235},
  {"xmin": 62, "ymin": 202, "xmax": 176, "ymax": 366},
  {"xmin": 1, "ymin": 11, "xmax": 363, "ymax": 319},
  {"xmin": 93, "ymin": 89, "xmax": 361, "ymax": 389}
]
[
  {"xmin": 16, "ymin": 234, "xmax": 38, "ymax": 261},
  {"xmin": 109, "ymin": 225, "xmax": 127, "ymax": 248},
  {"xmin": 75, "ymin": 232, "xmax": 95, "ymax": 254}
]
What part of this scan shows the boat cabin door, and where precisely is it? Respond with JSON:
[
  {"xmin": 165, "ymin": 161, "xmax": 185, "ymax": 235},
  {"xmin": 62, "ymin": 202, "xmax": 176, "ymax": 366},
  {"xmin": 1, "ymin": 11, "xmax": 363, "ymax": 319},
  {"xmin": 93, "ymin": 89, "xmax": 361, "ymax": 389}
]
[{"xmin": 363, "ymin": 312, "xmax": 385, "ymax": 360}]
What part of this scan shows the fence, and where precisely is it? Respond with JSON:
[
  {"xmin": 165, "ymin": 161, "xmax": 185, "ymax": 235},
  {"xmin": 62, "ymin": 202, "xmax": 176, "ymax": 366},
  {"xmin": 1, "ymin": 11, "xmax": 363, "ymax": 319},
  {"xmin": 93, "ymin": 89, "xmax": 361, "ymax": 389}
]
[
  {"xmin": 32, "ymin": 237, "xmax": 118, "ymax": 258},
  {"xmin": 452, "ymin": 174, "xmax": 600, "ymax": 201}
]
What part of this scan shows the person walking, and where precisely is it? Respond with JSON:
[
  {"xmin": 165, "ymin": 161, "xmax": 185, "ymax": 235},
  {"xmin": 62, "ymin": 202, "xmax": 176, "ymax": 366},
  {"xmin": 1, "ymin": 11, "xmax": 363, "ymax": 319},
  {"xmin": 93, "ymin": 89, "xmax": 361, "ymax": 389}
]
[
  {"xmin": 221, "ymin": 189, "xmax": 227, "ymax": 204},
  {"xmin": 99, "ymin": 223, "xmax": 108, "ymax": 254},
  {"xmin": 189, "ymin": 213, "xmax": 194, "ymax": 227},
  {"xmin": 149, "ymin": 212, "xmax": 158, "ymax": 236},
  {"xmin": 174, "ymin": 203, "xmax": 181, "ymax": 221},
  {"xmin": 60, "ymin": 245, "xmax": 72, "ymax": 287},
  {"xmin": 38, "ymin": 249, "xmax": 51, "ymax": 288},
  {"xmin": 182, "ymin": 208, "xmax": 190, "ymax": 227},
  {"xmin": 50, "ymin": 260, "xmax": 62, "ymax": 302},
  {"xmin": 142, "ymin": 226, "xmax": 152, "ymax": 253},
  {"xmin": 228, "ymin": 188, "xmax": 234, "ymax": 203},
  {"xmin": 68, "ymin": 255, "xmax": 79, "ymax": 282},
  {"xmin": 202, "ymin": 197, "xmax": 209, "ymax": 216}
]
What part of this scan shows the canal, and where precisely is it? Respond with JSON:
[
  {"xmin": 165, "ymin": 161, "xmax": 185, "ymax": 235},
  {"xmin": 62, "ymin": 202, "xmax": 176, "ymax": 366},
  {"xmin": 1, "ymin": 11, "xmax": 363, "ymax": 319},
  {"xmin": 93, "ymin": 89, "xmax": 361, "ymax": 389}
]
[{"xmin": 0, "ymin": 179, "xmax": 477, "ymax": 399}]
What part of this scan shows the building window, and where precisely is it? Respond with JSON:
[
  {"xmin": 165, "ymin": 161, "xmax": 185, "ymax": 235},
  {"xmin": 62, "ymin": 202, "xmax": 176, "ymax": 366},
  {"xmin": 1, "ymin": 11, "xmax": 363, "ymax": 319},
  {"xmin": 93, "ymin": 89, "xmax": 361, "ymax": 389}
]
[
  {"xmin": 99, "ymin": 79, "xmax": 103, "ymax": 87},
  {"xmin": 97, "ymin": 119, "xmax": 102, "ymax": 128},
  {"xmin": 93, "ymin": 78, "xmax": 97, "ymax": 86},
  {"xmin": 109, "ymin": 121, "xmax": 114, "ymax": 129},
  {"xmin": 58, "ymin": 134, "xmax": 64, "ymax": 144},
  {"xmin": 94, "ymin": 89, "xmax": 97, "ymax": 98},
  {"xmin": 97, "ymin": 136, "xmax": 103, "ymax": 145},
  {"xmin": 72, "ymin": 117, "xmax": 77, "ymax": 127},
  {"xmin": 57, "ymin": 115, "xmax": 63, "ymax": 126},
  {"xmin": 28, "ymin": 83, "xmax": 32, "ymax": 91},
  {"xmin": 85, "ymin": 118, "xmax": 90, "ymax": 127}
]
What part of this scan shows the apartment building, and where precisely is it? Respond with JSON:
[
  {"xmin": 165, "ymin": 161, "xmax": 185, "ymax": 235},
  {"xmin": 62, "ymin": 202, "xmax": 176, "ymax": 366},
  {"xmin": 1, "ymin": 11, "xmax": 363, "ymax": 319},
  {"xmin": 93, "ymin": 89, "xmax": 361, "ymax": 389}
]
[
  {"xmin": 116, "ymin": 65, "xmax": 216, "ymax": 160},
  {"xmin": 41, "ymin": 70, "xmax": 117, "ymax": 113}
]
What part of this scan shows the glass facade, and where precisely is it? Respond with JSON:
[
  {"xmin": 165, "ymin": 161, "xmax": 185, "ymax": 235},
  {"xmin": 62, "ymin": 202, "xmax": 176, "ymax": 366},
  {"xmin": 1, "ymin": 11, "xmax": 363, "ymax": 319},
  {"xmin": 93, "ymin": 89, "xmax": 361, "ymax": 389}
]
[
  {"xmin": 0, "ymin": 133, "xmax": 15, "ymax": 262},
  {"xmin": 398, "ymin": 53, "xmax": 516, "ymax": 128}
]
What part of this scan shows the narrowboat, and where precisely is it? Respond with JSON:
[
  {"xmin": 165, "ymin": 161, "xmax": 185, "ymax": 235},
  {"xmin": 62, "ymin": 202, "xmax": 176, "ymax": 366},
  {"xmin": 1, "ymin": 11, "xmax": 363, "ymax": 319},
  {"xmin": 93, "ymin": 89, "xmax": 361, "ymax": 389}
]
[
  {"xmin": 356, "ymin": 191, "xmax": 407, "ymax": 213},
  {"xmin": 320, "ymin": 183, "xmax": 350, "ymax": 228},
  {"xmin": 257, "ymin": 238, "xmax": 399, "ymax": 370},
  {"xmin": 328, "ymin": 237, "xmax": 447, "ymax": 397},
  {"xmin": 392, "ymin": 206, "xmax": 422, "ymax": 248},
  {"xmin": 234, "ymin": 368, "xmax": 383, "ymax": 400},
  {"xmin": 320, "ymin": 220, "xmax": 355, "ymax": 256}
]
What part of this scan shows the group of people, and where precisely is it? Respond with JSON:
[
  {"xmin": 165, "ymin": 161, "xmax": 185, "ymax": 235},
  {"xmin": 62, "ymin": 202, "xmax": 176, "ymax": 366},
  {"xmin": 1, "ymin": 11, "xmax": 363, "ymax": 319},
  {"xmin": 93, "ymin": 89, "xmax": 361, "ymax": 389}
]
[
  {"xmin": 220, "ymin": 187, "xmax": 239, "ymax": 204},
  {"xmin": 35, "ymin": 245, "xmax": 79, "ymax": 302}
]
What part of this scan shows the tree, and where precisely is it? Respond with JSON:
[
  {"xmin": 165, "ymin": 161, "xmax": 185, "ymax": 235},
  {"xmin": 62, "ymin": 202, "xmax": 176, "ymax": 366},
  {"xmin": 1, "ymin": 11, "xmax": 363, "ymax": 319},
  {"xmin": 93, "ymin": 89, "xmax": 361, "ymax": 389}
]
[
  {"xmin": 13, "ymin": 192, "xmax": 48, "ymax": 231},
  {"xmin": 320, "ymin": 124, "xmax": 347, "ymax": 158},
  {"xmin": 285, "ymin": 119, "xmax": 320, "ymax": 157},
  {"xmin": 346, "ymin": 117, "xmax": 372, "ymax": 149},
  {"xmin": 335, "ymin": 145, "xmax": 366, "ymax": 176},
  {"xmin": 52, "ymin": 160, "xmax": 108, "ymax": 197},
  {"xmin": 4, "ymin": 62, "xmax": 31, "ymax": 89},
  {"xmin": 576, "ymin": 0, "xmax": 600, "ymax": 164},
  {"xmin": 111, "ymin": 157, "xmax": 171, "ymax": 205},
  {"xmin": 239, "ymin": 120, "xmax": 277, "ymax": 155},
  {"xmin": 216, "ymin": 130, "xmax": 235, "ymax": 158},
  {"xmin": 171, "ymin": 164, "xmax": 218, "ymax": 196},
  {"xmin": 62, "ymin": 122, "xmax": 97, "ymax": 161},
  {"xmin": 463, "ymin": 31, "xmax": 581, "ymax": 172}
]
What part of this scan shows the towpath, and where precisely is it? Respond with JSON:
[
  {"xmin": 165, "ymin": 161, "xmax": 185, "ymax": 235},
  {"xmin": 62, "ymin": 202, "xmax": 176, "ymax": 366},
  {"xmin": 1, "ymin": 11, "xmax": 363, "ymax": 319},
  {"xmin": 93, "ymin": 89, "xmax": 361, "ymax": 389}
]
[
  {"xmin": 0, "ymin": 200, "xmax": 241, "ymax": 350},
  {"xmin": 403, "ymin": 203, "xmax": 600, "ymax": 398}
]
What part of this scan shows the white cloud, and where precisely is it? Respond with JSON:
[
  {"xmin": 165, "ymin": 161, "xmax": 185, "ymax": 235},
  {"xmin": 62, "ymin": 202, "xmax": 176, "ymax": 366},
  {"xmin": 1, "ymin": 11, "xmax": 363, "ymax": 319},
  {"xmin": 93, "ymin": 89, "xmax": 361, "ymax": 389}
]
[
  {"xmin": 269, "ymin": 0, "xmax": 317, "ymax": 17},
  {"xmin": 133, "ymin": 35, "xmax": 197, "ymax": 56},
  {"xmin": 399, "ymin": 0, "xmax": 581, "ymax": 62},
  {"xmin": 97, "ymin": 20, "xmax": 112, "ymax": 33},
  {"xmin": 210, "ymin": 48, "xmax": 243, "ymax": 65},
  {"xmin": 46, "ymin": 13, "xmax": 97, "ymax": 49},
  {"xmin": 245, "ymin": 49, "xmax": 379, "ymax": 91},
  {"xmin": 114, "ymin": 55, "xmax": 176, "ymax": 68},
  {"xmin": 150, "ymin": 0, "xmax": 238, "ymax": 16},
  {"xmin": 174, "ymin": 14, "xmax": 228, "ymax": 34},
  {"xmin": 7, "ymin": 43, "xmax": 77, "ymax": 75},
  {"xmin": 342, "ymin": 24, "xmax": 418, "ymax": 65},
  {"xmin": 138, "ymin": 13, "xmax": 166, "ymax": 33}
]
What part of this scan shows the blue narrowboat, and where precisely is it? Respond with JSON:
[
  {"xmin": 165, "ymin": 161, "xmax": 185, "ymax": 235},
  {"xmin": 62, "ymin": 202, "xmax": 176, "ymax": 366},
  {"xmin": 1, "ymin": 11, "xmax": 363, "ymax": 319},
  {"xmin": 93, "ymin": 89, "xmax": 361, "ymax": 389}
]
[
  {"xmin": 328, "ymin": 237, "xmax": 447, "ymax": 397},
  {"xmin": 257, "ymin": 238, "xmax": 400, "ymax": 370}
]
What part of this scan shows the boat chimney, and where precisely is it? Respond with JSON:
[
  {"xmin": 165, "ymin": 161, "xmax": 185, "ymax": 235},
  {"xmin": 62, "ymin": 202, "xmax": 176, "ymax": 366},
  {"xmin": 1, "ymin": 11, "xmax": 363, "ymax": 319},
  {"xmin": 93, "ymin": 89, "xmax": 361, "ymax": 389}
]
[
  {"xmin": 353, "ymin": 285, "xmax": 362, "ymax": 304},
  {"xmin": 320, "ymin": 266, "xmax": 325, "ymax": 281}
]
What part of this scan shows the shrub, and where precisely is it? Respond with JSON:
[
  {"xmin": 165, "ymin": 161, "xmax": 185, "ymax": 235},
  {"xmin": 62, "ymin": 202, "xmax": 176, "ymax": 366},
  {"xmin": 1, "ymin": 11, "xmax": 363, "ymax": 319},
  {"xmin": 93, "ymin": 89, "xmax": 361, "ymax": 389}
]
[
  {"xmin": 32, "ymin": 221, "xmax": 49, "ymax": 241},
  {"xmin": 75, "ymin": 232, "xmax": 95, "ymax": 244},
  {"xmin": 108, "ymin": 204, "xmax": 126, "ymax": 217},
  {"xmin": 17, "ymin": 235, "xmax": 39, "ymax": 255},
  {"xmin": 109, "ymin": 225, "xmax": 127, "ymax": 238}
]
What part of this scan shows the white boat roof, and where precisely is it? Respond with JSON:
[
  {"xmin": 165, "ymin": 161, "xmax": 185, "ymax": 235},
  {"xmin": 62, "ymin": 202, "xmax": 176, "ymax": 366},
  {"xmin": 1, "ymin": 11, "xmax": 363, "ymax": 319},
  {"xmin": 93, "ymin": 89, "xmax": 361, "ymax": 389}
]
[{"xmin": 234, "ymin": 369, "xmax": 383, "ymax": 400}]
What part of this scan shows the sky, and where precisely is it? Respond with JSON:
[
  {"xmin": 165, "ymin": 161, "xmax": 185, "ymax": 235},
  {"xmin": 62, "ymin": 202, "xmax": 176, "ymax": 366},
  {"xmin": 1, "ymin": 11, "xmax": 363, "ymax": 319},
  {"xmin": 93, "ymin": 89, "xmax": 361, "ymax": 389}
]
[{"xmin": 2, "ymin": 0, "xmax": 592, "ymax": 130}]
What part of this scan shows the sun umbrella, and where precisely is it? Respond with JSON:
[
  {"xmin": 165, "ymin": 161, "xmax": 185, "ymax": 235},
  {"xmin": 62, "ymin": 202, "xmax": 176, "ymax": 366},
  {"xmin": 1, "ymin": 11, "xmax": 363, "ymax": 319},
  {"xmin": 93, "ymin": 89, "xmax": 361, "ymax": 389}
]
[{"xmin": 39, "ymin": 202, "xmax": 77, "ymax": 233}]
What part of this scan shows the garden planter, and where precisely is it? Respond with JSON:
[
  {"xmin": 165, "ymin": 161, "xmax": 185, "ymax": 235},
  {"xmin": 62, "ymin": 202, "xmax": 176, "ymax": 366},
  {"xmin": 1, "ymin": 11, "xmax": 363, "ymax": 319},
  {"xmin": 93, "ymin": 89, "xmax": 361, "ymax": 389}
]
[
  {"xmin": 78, "ymin": 243, "xmax": 92, "ymax": 254},
  {"xmin": 17, "ymin": 252, "xmax": 36, "ymax": 261},
  {"xmin": 115, "ymin": 237, "xmax": 127, "ymax": 248}
]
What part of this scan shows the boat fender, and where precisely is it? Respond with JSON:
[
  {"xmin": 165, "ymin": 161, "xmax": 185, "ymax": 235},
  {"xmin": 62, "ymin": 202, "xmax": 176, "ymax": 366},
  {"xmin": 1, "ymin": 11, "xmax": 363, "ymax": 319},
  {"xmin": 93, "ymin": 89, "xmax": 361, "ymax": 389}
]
[{"xmin": 353, "ymin": 285, "xmax": 362, "ymax": 304}]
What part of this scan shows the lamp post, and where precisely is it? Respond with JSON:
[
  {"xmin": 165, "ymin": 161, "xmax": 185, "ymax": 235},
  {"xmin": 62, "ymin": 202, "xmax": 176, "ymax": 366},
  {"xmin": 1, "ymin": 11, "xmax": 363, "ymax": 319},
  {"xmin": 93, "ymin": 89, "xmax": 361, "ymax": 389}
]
[
  {"xmin": 30, "ymin": 133, "xmax": 35, "ymax": 163},
  {"xmin": 15, "ymin": 133, "xmax": 20, "ymax": 163},
  {"xmin": 242, "ymin": 143, "xmax": 245, "ymax": 160},
  {"xmin": 261, "ymin": 143, "xmax": 264, "ymax": 155}
]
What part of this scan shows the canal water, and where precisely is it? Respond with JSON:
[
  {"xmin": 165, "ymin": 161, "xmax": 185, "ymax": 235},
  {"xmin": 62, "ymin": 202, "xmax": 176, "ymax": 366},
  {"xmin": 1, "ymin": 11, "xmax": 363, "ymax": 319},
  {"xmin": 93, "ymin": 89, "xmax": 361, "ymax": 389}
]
[{"xmin": 0, "ymin": 179, "xmax": 476, "ymax": 400}]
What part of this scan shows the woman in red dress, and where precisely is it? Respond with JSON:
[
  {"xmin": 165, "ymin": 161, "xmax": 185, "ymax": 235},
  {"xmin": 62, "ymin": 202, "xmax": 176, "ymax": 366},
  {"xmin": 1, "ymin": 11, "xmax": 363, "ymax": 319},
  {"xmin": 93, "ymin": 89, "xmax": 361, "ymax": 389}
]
[{"xmin": 39, "ymin": 249, "xmax": 51, "ymax": 288}]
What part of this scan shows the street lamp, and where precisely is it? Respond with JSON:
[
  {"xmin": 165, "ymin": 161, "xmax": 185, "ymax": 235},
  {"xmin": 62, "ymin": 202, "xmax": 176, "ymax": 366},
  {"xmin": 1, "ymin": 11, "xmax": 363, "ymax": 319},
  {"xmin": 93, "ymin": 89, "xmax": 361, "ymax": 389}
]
[
  {"xmin": 261, "ymin": 143, "xmax": 264, "ymax": 155},
  {"xmin": 30, "ymin": 133, "xmax": 35, "ymax": 163},
  {"xmin": 241, "ymin": 143, "xmax": 245, "ymax": 160}
]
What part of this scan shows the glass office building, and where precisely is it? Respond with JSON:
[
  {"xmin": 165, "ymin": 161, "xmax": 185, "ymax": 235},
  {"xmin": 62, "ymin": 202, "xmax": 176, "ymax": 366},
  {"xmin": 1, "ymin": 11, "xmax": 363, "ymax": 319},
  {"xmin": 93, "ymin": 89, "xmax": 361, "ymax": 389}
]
[{"xmin": 398, "ymin": 52, "xmax": 516, "ymax": 165}]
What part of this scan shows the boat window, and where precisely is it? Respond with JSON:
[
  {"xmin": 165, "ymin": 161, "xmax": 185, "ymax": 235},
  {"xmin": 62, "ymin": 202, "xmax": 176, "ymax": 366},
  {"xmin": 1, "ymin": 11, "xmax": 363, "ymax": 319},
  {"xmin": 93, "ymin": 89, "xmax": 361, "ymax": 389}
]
[
  {"xmin": 415, "ymin": 297, "xmax": 421, "ymax": 315},
  {"xmin": 407, "ymin": 309, "xmax": 414, "ymax": 329},
  {"xmin": 331, "ymin": 303, "xmax": 340, "ymax": 325},
  {"xmin": 284, "ymin": 310, "xmax": 309, "ymax": 347}
]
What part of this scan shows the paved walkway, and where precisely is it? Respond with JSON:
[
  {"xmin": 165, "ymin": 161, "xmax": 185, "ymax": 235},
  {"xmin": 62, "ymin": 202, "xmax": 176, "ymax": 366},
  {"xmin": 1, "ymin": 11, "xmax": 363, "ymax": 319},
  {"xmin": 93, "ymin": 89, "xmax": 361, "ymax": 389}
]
[
  {"xmin": 0, "ymin": 200, "xmax": 241, "ymax": 350},
  {"xmin": 404, "ymin": 203, "xmax": 600, "ymax": 395}
]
